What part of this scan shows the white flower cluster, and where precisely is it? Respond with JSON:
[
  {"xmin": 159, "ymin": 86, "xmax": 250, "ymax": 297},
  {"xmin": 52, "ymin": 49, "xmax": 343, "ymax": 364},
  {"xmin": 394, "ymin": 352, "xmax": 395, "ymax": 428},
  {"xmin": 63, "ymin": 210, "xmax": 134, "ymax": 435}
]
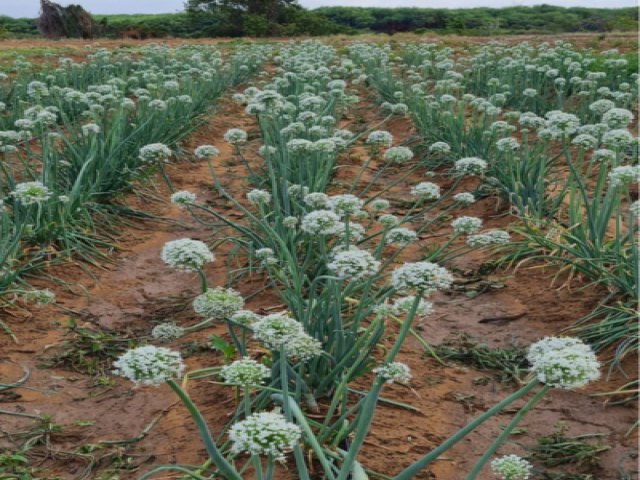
[
  {"xmin": 602, "ymin": 108, "xmax": 633, "ymax": 128},
  {"xmin": 301, "ymin": 210, "xmax": 341, "ymax": 235},
  {"xmin": 378, "ymin": 213, "xmax": 400, "ymax": 228},
  {"xmin": 391, "ymin": 261, "xmax": 453, "ymax": 294},
  {"xmin": 27, "ymin": 80, "xmax": 49, "ymax": 98},
  {"xmin": 384, "ymin": 146, "xmax": 414, "ymax": 163},
  {"xmin": 466, "ymin": 230, "xmax": 510, "ymax": 247},
  {"xmin": 453, "ymin": 192, "xmax": 476, "ymax": 205},
  {"xmin": 230, "ymin": 310, "xmax": 262, "ymax": 326},
  {"xmin": 545, "ymin": 111, "xmax": 580, "ymax": 138},
  {"xmin": 247, "ymin": 189, "xmax": 272, "ymax": 205},
  {"xmin": 496, "ymin": 137, "xmax": 520, "ymax": 152},
  {"xmin": 411, "ymin": 182, "xmax": 441, "ymax": 200},
  {"xmin": 327, "ymin": 194, "xmax": 363, "ymax": 216},
  {"xmin": 490, "ymin": 454, "xmax": 533, "ymax": 480},
  {"xmin": 151, "ymin": 322, "xmax": 185, "ymax": 342},
  {"xmin": 527, "ymin": 336, "xmax": 600, "ymax": 389},
  {"xmin": 229, "ymin": 411, "xmax": 301, "ymax": 462},
  {"xmin": 370, "ymin": 198, "xmax": 390, "ymax": 211},
  {"xmin": 571, "ymin": 134, "xmax": 598, "ymax": 149},
  {"xmin": 452, "ymin": 216, "xmax": 483, "ymax": 235},
  {"xmin": 455, "ymin": 157, "xmax": 488, "ymax": 176},
  {"xmin": 429, "ymin": 141, "xmax": 451, "ymax": 154},
  {"xmin": 392, "ymin": 295, "xmax": 433, "ymax": 317},
  {"xmin": 304, "ymin": 192, "xmax": 329, "ymax": 209},
  {"xmin": 386, "ymin": 227, "xmax": 418, "ymax": 246},
  {"xmin": 287, "ymin": 138, "xmax": 312, "ymax": 153},
  {"xmin": 220, "ymin": 357, "xmax": 270, "ymax": 386},
  {"xmin": 255, "ymin": 247, "xmax": 277, "ymax": 266},
  {"xmin": 161, "ymin": 238, "xmax": 214, "ymax": 272},
  {"xmin": 335, "ymin": 221, "xmax": 365, "ymax": 242},
  {"xmin": 81, "ymin": 123, "xmax": 100, "ymax": 136},
  {"xmin": 609, "ymin": 165, "xmax": 640, "ymax": 188},
  {"xmin": 591, "ymin": 149, "xmax": 615, "ymax": 163},
  {"xmin": 252, "ymin": 313, "xmax": 322, "ymax": 362},
  {"xmin": 194, "ymin": 145, "xmax": 220, "ymax": 159},
  {"xmin": 113, "ymin": 345, "xmax": 185, "ymax": 386},
  {"xmin": 373, "ymin": 362, "xmax": 411, "ymax": 384},
  {"xmin": 139, "ymin": 143, "xmax": 172, "ymax": 163},
  {"xmin": 193, "ymin": 287, "xmax": 244, "ymax": 319},
  {"xmin": 589, "ymin": 99, "xmax": 614, "ymax": 114},
  {"xmin": 10, "ymin": 181, "xmax": 52, "ymax": 205},
  {"xmin": 366, "ymin": 130, "xmax": 393, "ymax": 147},
  {"xmin": 224, "ymin": 128, "xmax": 248, "ymax": 145},
  {"xmin": 170, "ymin": 190, "xmax": 196, "ymax": 207},
  {"xmin": 602, "ymin": 129, "xmax": 634, "ymax": 149},
  {"xmin": 327, "ymin": 248, "xmax": 380, "ymax": 280}
]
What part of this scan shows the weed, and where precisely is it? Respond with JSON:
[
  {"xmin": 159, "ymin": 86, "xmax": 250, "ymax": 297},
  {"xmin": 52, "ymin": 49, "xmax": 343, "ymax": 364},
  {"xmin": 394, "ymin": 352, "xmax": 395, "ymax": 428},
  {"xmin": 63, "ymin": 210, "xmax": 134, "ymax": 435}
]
[
  {"xmin": 42, "ymin": 318, "xmax": 136, "ymax": 376},
  {"xmin": 529, "ymin": 425, "xmax": 610, "ymax": 468},
  {"xmin": 432, "ymin": 334, "xmax": 528, "ymax": 384}
]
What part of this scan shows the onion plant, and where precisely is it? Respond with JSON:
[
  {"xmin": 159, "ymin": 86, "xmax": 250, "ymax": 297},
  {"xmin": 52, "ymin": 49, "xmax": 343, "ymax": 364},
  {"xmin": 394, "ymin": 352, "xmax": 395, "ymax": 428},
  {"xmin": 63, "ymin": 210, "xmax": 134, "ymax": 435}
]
[{"xmin": 0, "ymin": 43, "xmax": 271, "ymax": 298}]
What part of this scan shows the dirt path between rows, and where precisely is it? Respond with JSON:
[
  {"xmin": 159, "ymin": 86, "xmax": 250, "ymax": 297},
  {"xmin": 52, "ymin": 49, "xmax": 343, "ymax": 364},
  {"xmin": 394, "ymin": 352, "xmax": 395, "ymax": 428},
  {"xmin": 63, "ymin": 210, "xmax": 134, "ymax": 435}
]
[{"xmin": 0, "ymin": 75, "xmax": 637, "ymax": 480}]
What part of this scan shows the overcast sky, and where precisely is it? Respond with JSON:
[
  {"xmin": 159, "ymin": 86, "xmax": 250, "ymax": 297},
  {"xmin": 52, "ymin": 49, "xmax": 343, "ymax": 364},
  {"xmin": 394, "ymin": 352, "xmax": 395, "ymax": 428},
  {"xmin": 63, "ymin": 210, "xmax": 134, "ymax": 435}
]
[{"xmin": 1, "ymin": 0, "xmax": 635, "ymax": 18}]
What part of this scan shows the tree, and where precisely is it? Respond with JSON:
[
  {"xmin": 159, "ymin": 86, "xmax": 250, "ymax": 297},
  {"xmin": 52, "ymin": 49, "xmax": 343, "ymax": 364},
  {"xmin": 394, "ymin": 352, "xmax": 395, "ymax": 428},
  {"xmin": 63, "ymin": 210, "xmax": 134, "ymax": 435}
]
[
  {"xmin": 185, "ymin": 0, "xmax": 301, "ymax": 36},
  {"xmin": 38, "ymin": 0, "xmax": 99, "ymax": 38}
]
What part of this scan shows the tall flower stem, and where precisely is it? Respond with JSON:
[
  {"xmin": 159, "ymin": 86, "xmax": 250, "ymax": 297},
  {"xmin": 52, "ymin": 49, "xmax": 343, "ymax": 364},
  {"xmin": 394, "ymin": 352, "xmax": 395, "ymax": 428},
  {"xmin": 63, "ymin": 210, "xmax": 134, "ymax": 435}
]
[
  {"xmin": 165, "ymin": 380, "xmax": 241, "ymax": 480},
  {"xmin": 393, "ymin": 380, "xmax": 539, "ymax": 479},
  {"xmin": 197, "ymin": 269, "xmax": 208, "ymax": 293},
  {"xmin": 465, "ymin": 384, "xmax": 551, "ymax": 479}
]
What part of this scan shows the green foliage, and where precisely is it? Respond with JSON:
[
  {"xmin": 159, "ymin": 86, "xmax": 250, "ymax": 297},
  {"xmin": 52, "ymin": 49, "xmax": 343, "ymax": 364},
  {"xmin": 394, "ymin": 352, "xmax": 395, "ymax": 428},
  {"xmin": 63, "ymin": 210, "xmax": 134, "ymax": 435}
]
[
  {"xmin": 184, "ymin": 0, "xmax": 349, "ymax": 37},
  {"xmin": 209, "ymin": 335, "xmax": 237, "ymax": 362},
  {"xmin": 94, "ymin": 13, "xmax": 192, "ymax": 39},
  {"xmin": 2, "ymin": 4, "xmax": 635, "ymax": 38},
  {"xmin": 433, "ymin": 334, "xmax": 528, "ymax": 384},
  {"xmin": 0, "ymin": 44, "xmax": 265, "ymax": 300},
  {"xmin": 316, "ymin": 6, "xmax": 639, "ymax": 35},
  {"xmin": 42, "ymin": 318, "xmax": 137, "ymax": 375},
  {"xmin": 0, "ymin": 15, "xmax": 38, "ymax": 37},
  {"xmin": 530, "ymin": 426, "xmax": 611, "ymax": 468}
]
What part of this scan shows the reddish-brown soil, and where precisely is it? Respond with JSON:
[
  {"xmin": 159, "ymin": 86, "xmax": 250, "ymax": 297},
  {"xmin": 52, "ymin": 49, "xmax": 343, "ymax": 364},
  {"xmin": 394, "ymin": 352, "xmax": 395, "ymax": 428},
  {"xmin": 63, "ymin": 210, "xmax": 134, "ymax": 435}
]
[{"xmin": 0, "ymin": 43, "xmax": 638, "ymax": 480}]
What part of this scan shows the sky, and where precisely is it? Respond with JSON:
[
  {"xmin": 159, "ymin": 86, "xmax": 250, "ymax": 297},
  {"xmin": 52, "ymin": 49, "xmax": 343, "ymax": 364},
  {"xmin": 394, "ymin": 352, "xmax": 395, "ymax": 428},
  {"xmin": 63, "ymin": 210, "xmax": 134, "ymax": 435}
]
[{"xmin": 1, "ymin": 0, "xmax": 635, "ymax": 18}]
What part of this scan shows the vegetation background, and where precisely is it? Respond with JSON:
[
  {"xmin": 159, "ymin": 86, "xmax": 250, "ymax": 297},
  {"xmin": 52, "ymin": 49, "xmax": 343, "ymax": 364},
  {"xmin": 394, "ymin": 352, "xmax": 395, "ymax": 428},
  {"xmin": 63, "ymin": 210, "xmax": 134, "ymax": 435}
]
[{"xmin": 0, "ymin": 0, "xmax": 637, "ymax": 39}]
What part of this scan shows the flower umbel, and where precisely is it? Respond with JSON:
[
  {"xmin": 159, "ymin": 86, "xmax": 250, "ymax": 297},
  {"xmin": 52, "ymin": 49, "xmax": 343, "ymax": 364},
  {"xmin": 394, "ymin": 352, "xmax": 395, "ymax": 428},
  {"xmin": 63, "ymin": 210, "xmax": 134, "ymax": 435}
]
[
  {"xmin": 229, "ymin": 411, "xmax": 301, "ymax": 462},
  {"xmin": 327, "ymin": 248, "xmax": 380, "ymax": 280},
  {"xmin": 113, "ymin": 346, "xmax": 185, "ymax": 386},
  {"xmin": 151, "ymin": 322, "xmax": 185, "ymax": 342},
  {"xmin": 193, "ymin": 287, "xmax": 244, "ymax": 319},
  {"xmin": 161, "ymin": 238, "xmax": 214, "ymax": 272},
  {"xmin": 10, "ymin": 181, "xmax": 52, "ymax": 205},
  {"xmin": 374, "ymin": 362, "xmax": 411, "ymax": 384},
  {"xmin": 220, "ymin": 357, "xmax": 270, "ymax": 386},
  {"xmin": 491, "ymin": 454, "xmax": 533, "ymax": 480},
  {"xmin": 391, "ymin": 261, "xmax": 453, "ymax": 294},
  {"xmin": 527, "ymin": 337, "xmax": 600, "ymax": 389}
]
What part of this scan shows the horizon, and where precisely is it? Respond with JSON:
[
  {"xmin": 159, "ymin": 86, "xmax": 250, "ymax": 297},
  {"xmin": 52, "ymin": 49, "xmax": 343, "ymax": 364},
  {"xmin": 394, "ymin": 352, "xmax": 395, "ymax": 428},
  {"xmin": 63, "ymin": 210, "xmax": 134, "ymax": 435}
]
[{"xmin": 1, "ymin": 0, "xmax": 636, "ymax": 18}]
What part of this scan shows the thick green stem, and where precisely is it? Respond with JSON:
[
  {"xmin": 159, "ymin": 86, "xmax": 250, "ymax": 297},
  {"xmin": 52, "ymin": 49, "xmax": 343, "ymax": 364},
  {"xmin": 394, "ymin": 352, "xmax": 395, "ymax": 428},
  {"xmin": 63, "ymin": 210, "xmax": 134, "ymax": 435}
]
[
  {"xmin": 279, "ymin": 349, "xmax": 312, "ymax": 480},
  {"xmin": 386, "ymin": 293, "xmax": 422, "ymax": 362},
  {"xmin": 272, "ymin": 393, "xmax": 335, "ymax": 479},
  {"xmin": 335, "ymin": 381, "xmax": 384, "ymax": 480},
  {"xmin": 166, "ymin": 380, "xmax": 241, "ymax": 480},
  {"xmin": 197, "ymin": 269, "xmax": 208, "ymax": 293},
  {"xmin": 393, "ymin": 380, "xmax": 540, "ymax": 479},
  {"xmin": 465, "ymin": 385, "xmax": 551, "ymax": 480}
]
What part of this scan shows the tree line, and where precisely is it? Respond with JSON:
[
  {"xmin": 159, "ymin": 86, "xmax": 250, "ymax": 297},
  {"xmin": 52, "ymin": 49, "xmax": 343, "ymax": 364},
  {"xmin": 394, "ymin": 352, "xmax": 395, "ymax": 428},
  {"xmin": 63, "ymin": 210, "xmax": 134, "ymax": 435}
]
[
  {"xmin": 317, "ymin": 5, "xmax": 638, "ymax": 35},
  {"xmin": 0, "ymin": 1, "xmax": 637, "ymax": 39}
]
